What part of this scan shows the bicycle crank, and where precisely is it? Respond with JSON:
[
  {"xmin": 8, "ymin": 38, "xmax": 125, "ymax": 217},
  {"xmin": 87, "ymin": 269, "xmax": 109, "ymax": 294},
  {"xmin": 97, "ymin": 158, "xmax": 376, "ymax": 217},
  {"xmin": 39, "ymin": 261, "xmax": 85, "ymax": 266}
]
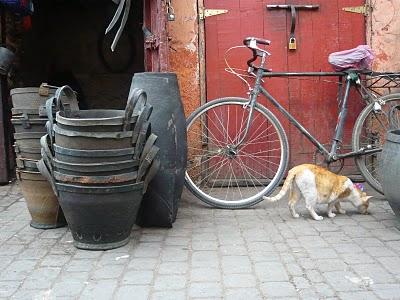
[{"xmin": 313, "ymin": 144, "xmax": 345, "ymax": 174}]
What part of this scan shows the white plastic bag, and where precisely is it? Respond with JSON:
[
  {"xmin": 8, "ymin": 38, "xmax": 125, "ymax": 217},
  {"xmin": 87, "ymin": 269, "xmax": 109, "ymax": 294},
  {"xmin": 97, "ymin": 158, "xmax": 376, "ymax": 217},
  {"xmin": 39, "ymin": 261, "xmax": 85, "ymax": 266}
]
[{"xmin": 328, "ymin": 45, "xmax": 374, "ymax": 71}]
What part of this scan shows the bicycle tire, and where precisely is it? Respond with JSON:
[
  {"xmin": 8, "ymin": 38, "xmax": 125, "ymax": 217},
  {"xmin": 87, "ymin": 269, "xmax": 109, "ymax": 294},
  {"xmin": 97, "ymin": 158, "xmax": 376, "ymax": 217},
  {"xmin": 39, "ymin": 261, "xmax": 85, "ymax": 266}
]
[
  {"xmin": 185, "ymin": 97, "xmax": 289, "ymax": 209},
  {"xmin": 352, "ymin": 93, "xmax": 400, "ymax": 194}
]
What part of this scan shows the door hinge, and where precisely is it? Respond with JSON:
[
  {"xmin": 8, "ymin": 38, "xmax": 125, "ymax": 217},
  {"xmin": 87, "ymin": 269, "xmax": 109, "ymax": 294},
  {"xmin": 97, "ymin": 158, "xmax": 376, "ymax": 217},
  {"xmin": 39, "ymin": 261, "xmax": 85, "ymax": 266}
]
[
  {"xmin": 199, "ymin": 8, "xmax": 228, "ymax": 20},
  {"xmin": 342, "ymin": 4, "xmax": 371, "ymax": 16}
]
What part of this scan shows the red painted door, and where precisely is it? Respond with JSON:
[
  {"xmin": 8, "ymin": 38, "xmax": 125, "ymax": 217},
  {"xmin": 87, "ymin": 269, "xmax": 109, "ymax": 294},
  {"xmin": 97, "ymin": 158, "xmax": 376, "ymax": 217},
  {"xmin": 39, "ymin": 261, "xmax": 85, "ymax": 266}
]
[{"xmin": 204, "ymin": 0, "xmax": 366, "ymax": 170}]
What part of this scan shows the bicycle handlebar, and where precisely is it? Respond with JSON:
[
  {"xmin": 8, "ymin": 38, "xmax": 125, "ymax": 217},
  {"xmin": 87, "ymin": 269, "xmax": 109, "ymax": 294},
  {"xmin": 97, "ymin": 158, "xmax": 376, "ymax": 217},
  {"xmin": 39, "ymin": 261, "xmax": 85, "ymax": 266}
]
[
  {"xmin": 243, "ymin": 37, "xmax": 271, "ymax": 70},
  {"xmin": 243, "ymin": 37, "xmax": 271, "ymax": 46}
]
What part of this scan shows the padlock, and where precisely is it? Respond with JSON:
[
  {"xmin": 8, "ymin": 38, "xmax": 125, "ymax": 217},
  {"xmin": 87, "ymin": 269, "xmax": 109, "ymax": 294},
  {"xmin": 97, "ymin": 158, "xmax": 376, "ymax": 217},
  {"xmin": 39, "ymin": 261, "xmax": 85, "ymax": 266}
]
[
  {"xmin": 288, "ymin": 37, "xmax": 297, "ymax": 50},
  {"xmin": 168, "ymin": 13, "xmax": 176, "ymax": 21}
]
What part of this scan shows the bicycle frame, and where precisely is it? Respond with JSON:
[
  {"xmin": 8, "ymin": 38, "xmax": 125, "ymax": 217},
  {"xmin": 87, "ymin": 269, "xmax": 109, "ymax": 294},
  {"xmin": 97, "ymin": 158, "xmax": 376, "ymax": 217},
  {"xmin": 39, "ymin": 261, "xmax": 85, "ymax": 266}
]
[{"xmin": 236, "ymin": 62, "xmax": 382, "ymax": 164}]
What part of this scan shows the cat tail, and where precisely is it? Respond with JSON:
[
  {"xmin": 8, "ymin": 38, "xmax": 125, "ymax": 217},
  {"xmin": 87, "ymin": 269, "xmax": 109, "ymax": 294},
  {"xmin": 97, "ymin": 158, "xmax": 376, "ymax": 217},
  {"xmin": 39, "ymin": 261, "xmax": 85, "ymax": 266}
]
[{"xmin": 262, "ymin": 170, "xmax": 296, "ymax": 202}]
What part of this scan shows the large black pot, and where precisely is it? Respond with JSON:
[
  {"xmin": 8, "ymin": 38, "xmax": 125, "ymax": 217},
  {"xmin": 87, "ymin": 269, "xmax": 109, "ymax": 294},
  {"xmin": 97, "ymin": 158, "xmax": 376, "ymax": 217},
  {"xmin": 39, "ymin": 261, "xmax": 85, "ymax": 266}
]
[
  {"xmin": 130, "ymin": 72, "xmax": 187, "ymax": 227},
  {"xmin": 56, "ymin": 182, "xmax": 144, "ymax": 250},
  {"xmin": 380, "ymin": 129, "xmax": 400, "ymax": 217}
]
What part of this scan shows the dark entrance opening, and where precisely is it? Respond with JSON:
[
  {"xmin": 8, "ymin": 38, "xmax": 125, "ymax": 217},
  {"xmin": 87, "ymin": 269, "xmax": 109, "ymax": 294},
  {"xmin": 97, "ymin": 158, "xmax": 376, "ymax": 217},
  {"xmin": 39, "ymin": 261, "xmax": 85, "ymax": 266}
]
[{"xmin": 17, "ymin": 0, "xmax": 144, "ymax": 109}]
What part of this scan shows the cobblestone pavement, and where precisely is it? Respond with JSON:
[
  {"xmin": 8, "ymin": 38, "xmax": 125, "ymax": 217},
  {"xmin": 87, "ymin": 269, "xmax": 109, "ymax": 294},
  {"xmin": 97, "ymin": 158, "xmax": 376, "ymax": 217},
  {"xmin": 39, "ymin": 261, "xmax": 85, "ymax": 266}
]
[{"xmin": 1, "ymin": 182, "xmax": 400, "ymax": 300}]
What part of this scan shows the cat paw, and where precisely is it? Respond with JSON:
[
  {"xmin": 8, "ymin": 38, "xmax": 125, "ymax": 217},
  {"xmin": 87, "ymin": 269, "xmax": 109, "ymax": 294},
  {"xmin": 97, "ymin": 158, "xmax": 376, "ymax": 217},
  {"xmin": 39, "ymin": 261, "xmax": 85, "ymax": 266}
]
[
  {"xmin": 292, "ymin": 213, "xmax": 300, "ymax": 218},
  {"xmin": 337, "ymin": 209, "xmax": 346, "ymax": 214},
  {"xmin": 314, "ymin": 216, "xmax": 324, "ymax": 221},
  {"xmin": 328, "ymin": 212, "xmax": 336, "ymax": 218}
]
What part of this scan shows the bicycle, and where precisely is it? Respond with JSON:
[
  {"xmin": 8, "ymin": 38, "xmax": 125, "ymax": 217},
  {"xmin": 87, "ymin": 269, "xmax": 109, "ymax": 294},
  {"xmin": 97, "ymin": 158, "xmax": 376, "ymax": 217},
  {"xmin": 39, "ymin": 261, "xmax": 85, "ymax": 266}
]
[{"xmin": 185, "ymin": 36, "xmax": 400, "ymax": 209}]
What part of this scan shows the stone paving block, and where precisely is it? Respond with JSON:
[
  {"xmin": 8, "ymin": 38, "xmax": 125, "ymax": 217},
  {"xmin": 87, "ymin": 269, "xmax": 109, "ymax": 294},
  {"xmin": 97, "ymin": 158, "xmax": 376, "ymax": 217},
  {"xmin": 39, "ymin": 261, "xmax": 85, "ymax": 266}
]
[
  {"xmin": 189, "ymin": 282, "xmax": 222, "ymax": 298},
  {"xmin": 316, "ymin": 259, "xmax": 348, "ymax": 272},
  {"xmin": 219, "ymin": 245, "xmax": 248, "ymax": 256},
  {"xmin": 372, "ymin": 283, "xmax": 400, "ymax": 299},
  {"xmin": 260, "ymin": 281, "xmax": 297, "ymax": 297},
  {"xmin": 72, "ymin": 250, "xmax": 102, "ymax": 260},
  {"xmin": 364, "ymin": 246, "xmax": 397, "ymax": 257},
  {"xmin": 298, "ymin": 236, "xmax": 329, "ymax": 248},
  {"xmin": 248, "ymin": 251, "xmax": 281, "ymax": 263},
  {"xmin": 80, "ymin": 279, "xmax": 118, "ymax": 300},
  {"xmin": 377, "ymin": 256, "xmax": 400, "ymax": 274},
  {"xmin": 306, "ymin": 247, "xmax": 339, "ymax": 259},
  {"xmin": 372, "ymin": 227, "xmax": 400, "ymax": 241},
  {"xmin": 0, "ymin": 259, "xmax": 38, "ymax": 281},
  {"xmin": 121, "ymin": 270, "xmax": 154, "ymax": 285},
  {"xmin": 51, "ymin": 278, "xmax": 87, "ymax": 297},
  {"xmin": 164, "ymin": 237, "xmax": 191, "ymax": 247},
  {"xmin": 40, "ymin": 254, "xmax": 71, "ymax": 267},
  {"xmin": 352, "ymin": 237, "xmax": 385, "ymax": 247},
  {"xmin": 247, "ymin": 241, "xmax": 274, "ymax": 252},
  {"xmin": 221, "ymin": 256, "xmax": 252, "ymax": 274},
  {"xmin": 161, "ymin": 247, "xmax": 189, "ymax": 262},
  {"xmin": 64, "ymin": 259, "xmax": 96, "ymax": 273},
  {"xmin": 386, "ymin": 240, "xmax": 400, "ymax": 251},
  {"xmin": 133, "ymin": 243, "xmax": 162, "ymax": 258},
  {"xmin": 352, "ymin": 263, "xmax": 396, "ymax": 284},
  {"xmin": 338, "ymin": 291, "xmax": 380, "ymax": 299},
  {"xmin": 223, "ymin": 273, "xmax": 257, "ymax": 288},
  {"xmin": 192, "ymin": 232, "xmax": 217, "ymax": 241},
  {"xmin": 286, "ymin": 263, "xmax": 304, "ymax": 276},
  {"xmin": 0, "ymin": 281, "xmax": 21, "ymax": 298},
  {"xmin": 190, "ymin": 268, "xmax": 221, "ymax": 282},
  {"xmin": 91, "ymin": 264, "xmax": 125, "ymax": 280},
  {"xmin": 254, "ymin": 261, "xmax": 289, "ymax": 282},
  {"xmin": 340, "ymin": 252, "xmax": 374, "ymax": 265},
  {"xmin": 305, "ymin": 270, "xmax": 325, "ymax": 283},
  {"xmin": 127, "ymin": 257, "xmax": 158, "ymax": 270},
  {"xmin": 158, "ymin": 262, "xmax": 188, "ymax": 275},
  {"xmin": 224, "ymin": 288, "xmax": 263, "ymax": 300},
  {"xmin": 153, "ymin": 275, "xmax": 186, "ymax": 290},
  {"xmin": 192, "ymin": 251, "xmax": 219, "ymax": 268},
  {"xmin": 313, "ymin": 282, "xmax": 335, "ymax": 297},
  {"xmin": 192, "ymin": 240, "xmax": 218, "ymax": 251},
  {"xmin": 10, "ymin": 288, "xmax": 53, "ymax": 300},
  {"xmin": 293, "ymin": 276, "xmax": 311, "ymax": 289},
  {"xmin": 114, "ymin": 285, "xmax": 150, "ymax": 300},
  {"xmin": 151, "ymin": 290, "xmax": 186, "ymax": 300},
  {"xmin": 323, "ymin": 271, "xmax": 364, "ymax": 292},
  {"xmin": 0, "ymin": 244, "xmax": 25, "ymax": 257},
  {"xmin": 20, "ymin": 267, "xmax": 61, "ymax": 290}
]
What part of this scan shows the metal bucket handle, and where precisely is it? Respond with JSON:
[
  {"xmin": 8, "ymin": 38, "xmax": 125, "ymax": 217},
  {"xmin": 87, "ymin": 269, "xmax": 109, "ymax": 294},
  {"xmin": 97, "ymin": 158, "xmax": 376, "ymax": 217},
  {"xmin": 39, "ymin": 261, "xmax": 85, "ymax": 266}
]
[
  {"xmin": 55, "ymin": 85, "xmax": 78, "ymax": 117},
  {"xmin": 123, "ymin": 88, "xmax": 147, "ymax": 131},
  {"xmin": 45, "ymin": 96, "xmax": 58, "ymax": 146},
  {"xmin": 389, "ymin": 105, "xmax": 400, "ymax": 130}
]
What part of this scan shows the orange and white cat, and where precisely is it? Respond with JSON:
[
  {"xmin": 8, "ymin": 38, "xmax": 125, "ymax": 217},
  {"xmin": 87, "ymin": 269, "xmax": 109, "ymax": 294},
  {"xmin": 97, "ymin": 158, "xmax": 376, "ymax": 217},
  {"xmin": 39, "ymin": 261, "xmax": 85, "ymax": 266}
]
[{"xmin": 263, "ymin": 164, "xmax": 372, "ymax": 221}]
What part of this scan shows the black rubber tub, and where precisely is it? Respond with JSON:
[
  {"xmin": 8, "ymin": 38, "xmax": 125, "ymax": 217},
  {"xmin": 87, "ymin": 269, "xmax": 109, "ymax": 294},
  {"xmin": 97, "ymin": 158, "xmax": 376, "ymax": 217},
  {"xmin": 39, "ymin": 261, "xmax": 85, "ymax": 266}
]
[
  {"xmin": 380, "ymin": 129, "xmax": 400, "ymax": 217},
  {"xmin": 11, "ymin": 117, "xmax": 47, "ymax": 133},
  {"xmin": 53, "ymin": 159, "xmax": 139, "ymax": 176},
  {"xmin": 53, "ymin": 144, "xmax": 135, "ymax": 163},
  {"xmin": 56, "ymin": 182, "xmax": 144, "ymax": 250},
  {"xmin": 53, "ymin": 124, "xmax": 134, "ymax": 150},
  {"xmin": 130, "ymin": 72, "xmax": 187, "ymax": 227}
]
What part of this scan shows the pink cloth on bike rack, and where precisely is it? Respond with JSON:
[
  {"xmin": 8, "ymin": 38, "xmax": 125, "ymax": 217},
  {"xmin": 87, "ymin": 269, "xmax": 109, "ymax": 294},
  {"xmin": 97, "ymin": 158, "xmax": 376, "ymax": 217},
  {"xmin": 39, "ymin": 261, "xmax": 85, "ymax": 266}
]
[{"xmin": 328, "ymin": 45, "xmax": 374, "ymax": 71}]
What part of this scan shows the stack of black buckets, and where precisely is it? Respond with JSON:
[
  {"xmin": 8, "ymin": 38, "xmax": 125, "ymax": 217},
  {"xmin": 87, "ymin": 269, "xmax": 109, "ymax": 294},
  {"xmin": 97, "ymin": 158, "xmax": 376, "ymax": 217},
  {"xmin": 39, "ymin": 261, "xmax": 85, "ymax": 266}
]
[
  {"xmin": 38, "ymin": 86, "xmax": 160, "ymax": 250},
  {"xmin": 10, "ymin": 85, "xmax": 79, "ymax": 229},
  {"xmin": 10, "ymin": 72, "xmax": 187, "ymax": 250},
  {"xmin": 10, "ymin": 84, "xmax": 160, "ymax": 250}
]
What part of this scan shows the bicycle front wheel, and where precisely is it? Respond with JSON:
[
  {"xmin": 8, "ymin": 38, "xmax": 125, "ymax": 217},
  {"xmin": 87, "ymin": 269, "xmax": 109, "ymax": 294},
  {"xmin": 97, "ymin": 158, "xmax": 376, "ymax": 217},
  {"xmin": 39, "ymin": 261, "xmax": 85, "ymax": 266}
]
[
  {"xmin": 185, "ymin": 97, "xmax": 289, "ymax": 208},
  {"xmin": 352, "ymin": 93, "xmax": 400, "ymax": 194}
]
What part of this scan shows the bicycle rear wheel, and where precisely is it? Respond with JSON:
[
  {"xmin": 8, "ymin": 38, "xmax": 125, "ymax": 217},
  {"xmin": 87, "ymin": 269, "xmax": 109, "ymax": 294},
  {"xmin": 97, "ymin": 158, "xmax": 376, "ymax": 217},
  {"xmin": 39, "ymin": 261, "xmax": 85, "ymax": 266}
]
[
  {"xmin": 185, "ymin": 97, "xmax": 289, "ymax": 208},
  {"xmin": 352, "ymin": 93, "xmax": 400, "ymax": 194}
]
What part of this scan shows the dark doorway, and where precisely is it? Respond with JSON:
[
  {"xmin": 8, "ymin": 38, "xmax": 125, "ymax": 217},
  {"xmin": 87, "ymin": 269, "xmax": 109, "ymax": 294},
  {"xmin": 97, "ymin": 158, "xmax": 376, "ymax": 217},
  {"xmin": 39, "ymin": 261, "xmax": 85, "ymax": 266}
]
[{"xmin": 17, "ymin": 0, "xmax": 144, "ymax": 109}]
